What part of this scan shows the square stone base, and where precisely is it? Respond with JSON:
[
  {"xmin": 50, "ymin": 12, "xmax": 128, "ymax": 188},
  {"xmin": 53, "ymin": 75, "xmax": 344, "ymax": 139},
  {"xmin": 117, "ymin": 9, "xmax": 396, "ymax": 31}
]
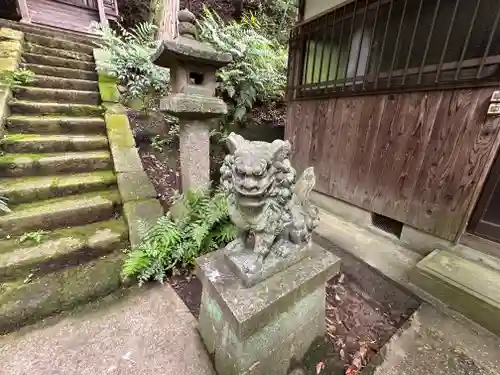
[{"xmin": 196, "ymin": 243, "xmax": 341, "ymax": 375}]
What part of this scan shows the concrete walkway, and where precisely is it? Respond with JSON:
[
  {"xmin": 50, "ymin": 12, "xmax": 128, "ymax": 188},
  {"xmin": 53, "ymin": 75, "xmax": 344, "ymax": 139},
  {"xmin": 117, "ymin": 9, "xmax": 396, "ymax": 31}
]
[
  {"xmin": 364, "ymin": 304, "xmax": 500, "ymax": 375},
  {"xmin": 0, "ymin": 285, "xmax": 215, "ymax": 375}
]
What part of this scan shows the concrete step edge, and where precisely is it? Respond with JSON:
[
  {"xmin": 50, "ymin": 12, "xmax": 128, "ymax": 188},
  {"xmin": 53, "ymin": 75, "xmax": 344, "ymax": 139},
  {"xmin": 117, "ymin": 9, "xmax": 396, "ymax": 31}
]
[
  {"xmin": 22, "ymin": 52, "xmax": 96, "ymax": 71},
  {"xmin": 0, "ymin": 150, "xmax": 112, "ymax": 177},
  {"xmin": 0, "ymin": 218, "xmax": 127, "ymax": 281},
  {"xmin": 0, "ymin": 189, "xmax": 121, "ymax": 237},
  {"xmin": 1, "ymin": 133, "xmax": 109, "ymax": 153},
  {"xmin": 0, "ymin": 171, "xmax": 116, "ymax": 205},
  {"xmin": 0, "ymin": 251, "xmax": 125, "ymax": 335}
]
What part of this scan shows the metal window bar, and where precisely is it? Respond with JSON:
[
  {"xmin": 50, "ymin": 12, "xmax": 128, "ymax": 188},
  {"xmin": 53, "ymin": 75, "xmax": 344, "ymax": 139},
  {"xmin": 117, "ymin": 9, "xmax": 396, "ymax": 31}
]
[{"xmin": 289, "ymin": 0, "xmax": 500, "ymax": 100}]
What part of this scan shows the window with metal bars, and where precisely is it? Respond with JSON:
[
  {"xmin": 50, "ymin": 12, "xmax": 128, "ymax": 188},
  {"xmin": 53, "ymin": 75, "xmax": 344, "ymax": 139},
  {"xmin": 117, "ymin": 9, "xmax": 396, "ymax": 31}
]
[{"xmin": 287, "ymin": 0, "xmax": 500, "ymax": 99}]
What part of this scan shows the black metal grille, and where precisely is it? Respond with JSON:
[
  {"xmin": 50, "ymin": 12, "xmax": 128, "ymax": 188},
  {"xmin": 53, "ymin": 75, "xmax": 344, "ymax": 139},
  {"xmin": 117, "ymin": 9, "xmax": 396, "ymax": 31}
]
[{"xmin": 287, "ymin": 0, "xmax": 500, "ymax": 99}]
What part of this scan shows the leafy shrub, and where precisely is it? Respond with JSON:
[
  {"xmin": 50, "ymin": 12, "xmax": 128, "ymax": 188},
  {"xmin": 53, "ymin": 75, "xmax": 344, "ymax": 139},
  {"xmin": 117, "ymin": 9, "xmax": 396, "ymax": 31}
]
[
  {"xmin": 122, "ymin": 189, "xmax": 237, "ymax": 285},
  {"xmin": 0, "ymin": 68, "xmax": 35, "ymax": 86},
  {"xmin": 92, "ymin": 22, "xmax": 169, "ymax": 101},
  {"xmin": 197, "ymin": 8, "xmax": 288, "ymax": 124},
  {"xmin": 245, "ymin": 0, "xmax": 298, "ymax": 43},
  {"xmin": 0, "ymin": 196, "xmax": 10, "ymax": 215}
]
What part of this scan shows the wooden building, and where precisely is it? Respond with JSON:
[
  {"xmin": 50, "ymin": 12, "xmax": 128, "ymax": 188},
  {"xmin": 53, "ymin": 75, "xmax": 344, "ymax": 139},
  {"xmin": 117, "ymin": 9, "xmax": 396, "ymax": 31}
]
[
  {"xmin": 286, "ymin": 0, "xmax": 500, "ymax": 254},
  {"xmin": 5, "ymin": 0, "xmax": 119, "ymax": 32}
]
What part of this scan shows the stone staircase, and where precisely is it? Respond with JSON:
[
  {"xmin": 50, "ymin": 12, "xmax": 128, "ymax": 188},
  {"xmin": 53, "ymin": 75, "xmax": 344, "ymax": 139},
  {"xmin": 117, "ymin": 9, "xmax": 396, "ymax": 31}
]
[{"xmin": 0, "ymin": 23, "xmax": 128, "ymax": 333}]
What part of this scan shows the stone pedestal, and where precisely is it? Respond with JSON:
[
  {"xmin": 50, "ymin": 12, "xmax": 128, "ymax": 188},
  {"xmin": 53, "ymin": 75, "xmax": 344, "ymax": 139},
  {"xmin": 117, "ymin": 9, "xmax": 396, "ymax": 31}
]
[
  {"xmin": 196, "ymin": 243, "xmax": 341, "ymax": 375},
  {"xmin": 179, "ymin": 120, "xmax": 210, "ymax": 190}
]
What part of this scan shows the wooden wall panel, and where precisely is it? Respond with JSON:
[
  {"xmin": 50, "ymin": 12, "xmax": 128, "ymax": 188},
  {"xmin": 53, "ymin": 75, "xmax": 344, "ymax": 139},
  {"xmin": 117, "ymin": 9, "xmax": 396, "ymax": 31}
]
[{"xmin": 286, "ymin": 87, "xmax": 500, "ymax": 240}]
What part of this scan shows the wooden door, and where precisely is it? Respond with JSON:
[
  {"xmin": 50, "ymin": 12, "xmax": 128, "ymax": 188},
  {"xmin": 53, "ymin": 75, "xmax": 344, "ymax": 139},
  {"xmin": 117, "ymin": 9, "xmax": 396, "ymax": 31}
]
[{"xmin": 468, "ymin": 150, "xmax": 500, "ymax": 243}]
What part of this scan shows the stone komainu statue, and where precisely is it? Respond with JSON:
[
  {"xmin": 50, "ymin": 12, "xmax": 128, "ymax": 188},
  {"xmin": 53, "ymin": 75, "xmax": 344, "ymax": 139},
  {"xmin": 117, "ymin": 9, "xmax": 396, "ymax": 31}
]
[{"xmin": 220, "ymin": 133, "xmax": 320, "ymax": 274}]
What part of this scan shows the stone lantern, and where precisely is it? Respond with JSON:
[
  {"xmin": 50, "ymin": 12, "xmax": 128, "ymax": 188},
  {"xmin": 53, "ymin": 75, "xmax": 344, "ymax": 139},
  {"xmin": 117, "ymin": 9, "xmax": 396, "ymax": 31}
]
[{"xmin": 152, "ymin": 9, "xmax": 232, "ymax": 191}]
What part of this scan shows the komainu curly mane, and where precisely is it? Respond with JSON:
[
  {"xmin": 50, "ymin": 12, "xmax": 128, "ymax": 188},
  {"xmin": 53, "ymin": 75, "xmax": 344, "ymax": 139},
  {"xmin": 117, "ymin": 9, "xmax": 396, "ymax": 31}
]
[{"xmin": 220, "ymin": 133, "xmax": 319, "ymax": 274}]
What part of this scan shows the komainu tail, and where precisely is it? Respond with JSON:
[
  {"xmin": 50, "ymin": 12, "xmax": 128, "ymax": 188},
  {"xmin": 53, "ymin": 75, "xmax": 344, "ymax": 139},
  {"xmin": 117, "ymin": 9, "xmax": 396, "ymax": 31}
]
[{"xmin": 293, "ymin": 167, "xmax": 316, "ymax": 203}]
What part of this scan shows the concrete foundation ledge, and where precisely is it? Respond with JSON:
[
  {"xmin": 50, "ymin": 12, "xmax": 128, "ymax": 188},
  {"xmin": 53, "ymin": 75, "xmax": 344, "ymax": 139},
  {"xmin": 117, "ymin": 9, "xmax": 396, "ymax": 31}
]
[
  {"xmin": 410, "ymin": 249, "xmax": 500, "ymax": 337},
  {"xmin": 311, "ymin": 190, "xmax": 372, "ymax": 228}
]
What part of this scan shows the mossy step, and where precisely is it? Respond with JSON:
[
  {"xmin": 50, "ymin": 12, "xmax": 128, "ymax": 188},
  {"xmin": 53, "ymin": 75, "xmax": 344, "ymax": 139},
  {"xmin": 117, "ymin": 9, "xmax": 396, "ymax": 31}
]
[
  {"xmin": 0, "ymin": 19, "xmax": 98, "ymax": 47},
  {"xmin": 0, "ymin": 171, "xmax": 116, "ymax": 205},
  {"xmin": 24, "ymin": 43, "xmax": 94, "ymax": 62},
  {"xmin": 24, "ymin": 33, "xmax": 94, "ymax": 55},
  {"xmin": 31, "ymin": 75, "xmax": 98, "ymax": 91},
  {"xmin": 9, "ymin": 100, "xmax": 104, "ymax": 116},
  {"xmin": 0, "ymin": 189, "xmax": 122, "ymax": 237},
  {"xmin": 6, "ymin": 115, "xmax": 106, "ymax": 135},
  {"xmin": 0, "ymin": 150, "xmax": 112, "ymax": 177},
  {"xmin": 22, "ymin": 53, "xmax": 96, "ymax": 72},
  {"xmin": 0, "ymin": 251, "xmax": 124, "ymax": 334},
  {"xmin": 20, "ymin": 63, "xmax": 97, "ymax": 81},
  {"xmin": 11, "ymin": 86, "xmax": 100, "ymax": 105},
  {"xmin": 0, "ymin": 218, "xmax": 128, "ymax": 281},
  {"xmin": 2, "ymin": 133, "xmax": 108, "ymax": 153}
]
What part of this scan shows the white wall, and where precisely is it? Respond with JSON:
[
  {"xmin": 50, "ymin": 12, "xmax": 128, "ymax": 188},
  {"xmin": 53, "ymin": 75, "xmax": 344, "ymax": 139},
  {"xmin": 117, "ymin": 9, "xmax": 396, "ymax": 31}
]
[{"xmin": 303, "ymin": 0, "xmax": 354, "ymax": 21}]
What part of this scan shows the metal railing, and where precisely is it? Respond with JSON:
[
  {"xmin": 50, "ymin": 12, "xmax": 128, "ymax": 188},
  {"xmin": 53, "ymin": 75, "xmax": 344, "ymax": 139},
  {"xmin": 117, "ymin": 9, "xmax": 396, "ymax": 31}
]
[{"xmin": 287, "ymin": 0, "xmax": 500, "ymax": 99}]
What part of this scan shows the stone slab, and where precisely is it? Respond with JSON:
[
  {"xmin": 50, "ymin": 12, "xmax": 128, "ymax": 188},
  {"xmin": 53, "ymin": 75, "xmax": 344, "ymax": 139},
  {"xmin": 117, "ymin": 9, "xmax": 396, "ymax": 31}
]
[
  {"xmin": 410, "ymin": 249, "xmax": 500, "ymax": 336},
  {"xmin": 196, "ymin": 242, "xmax": 340, "ymax": 339},
  {"xmin": 0, "ymin": 285, "xmax": 215, "ymax": 375},
  {"xmin": 160, "ymin": 93, "xmax": 227, "ymax": 119},
  {"xmin": 364, "ymin": 303, "xmax": 500, "ymax": 375},
  {"xmin": 224, "ymin": 241, "xmax": 312, "ymax": 287},
  {"xmin": 111, "ymin": 146, "xmax": 144, "ymax": 173},
  {"xmin": 106, "ymin": 113, "xmax": 136, "ymax": 148},
  {"xmin": 117, "ymin": 171, "xmax": 157, "ymax": 202},
  {"xmin": 123, "ymin": 199, "xmax": 164, "ymax": 247}
]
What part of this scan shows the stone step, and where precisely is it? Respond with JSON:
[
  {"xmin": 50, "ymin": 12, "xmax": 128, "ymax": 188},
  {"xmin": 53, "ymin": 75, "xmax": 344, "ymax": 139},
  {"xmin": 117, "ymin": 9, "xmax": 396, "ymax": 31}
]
[
  {"xmin": 11, "ymin": 86, "xmax": 100, "ymax": 105},
  {"xmin": 0, "ymin": 189, "xmax": 121, "ymax": 237},
  {"xmin": 24, "ymin": 33, "xmax": 94, "ymax": 55},
  {"xmin": 0, "ymin": 151, "xmax": 112, "ymax": 177},
  {"xmin": 31, "ymin": 75, "xmax": 98, "ymax": 91},
  {"xmin": 2, "ymin": 134, "xmax": 109, "ymax": 153},
  {"xmin": 24, "ymin": 43, "xmax": 94, "ymax": 62},
  {"xmin": 0, "ymin": 251, "xmax": 124, "ymax": 334},
  {"xmin": 9, "ymin": 100, "xmax": 103, "ymax": 116},
  {"xmin": 0, "ymin": 218, "xmax": 127, "ymax": 281},
  {"xmin": 410, "ymin": 249, "xmax": 500, "ymax": 337},
  {"xmin": 0, "ymin": 18, "xmax": 98, "ymax": 47},
  {"xmin": 22, "ymin": 53, "xmax": 95, "ymax": 72},
  {"xmin": 6, "ymin": 115, "xmax": 106, "ymax": 135},
  {"xmin": 0, "ymin": 171, "xmax": 116, "ymax": 205},
  {"xmin": 20, "ymin": 63, "xmax": 97, "ymax": 81}
]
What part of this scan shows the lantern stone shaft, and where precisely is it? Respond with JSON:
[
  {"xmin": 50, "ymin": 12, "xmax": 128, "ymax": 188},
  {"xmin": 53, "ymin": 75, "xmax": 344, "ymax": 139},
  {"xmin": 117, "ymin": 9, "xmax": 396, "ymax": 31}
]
[{"xmin": 152, "ymin": 8, "xmax": 232, "ymax": 191}]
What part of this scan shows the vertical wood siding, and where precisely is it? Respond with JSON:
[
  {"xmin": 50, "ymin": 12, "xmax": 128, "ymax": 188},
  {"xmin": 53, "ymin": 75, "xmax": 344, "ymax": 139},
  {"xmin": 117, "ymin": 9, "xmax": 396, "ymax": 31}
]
[{"xmin": 285, "ymin": 87, "xmax": 500, "ymax": 240}]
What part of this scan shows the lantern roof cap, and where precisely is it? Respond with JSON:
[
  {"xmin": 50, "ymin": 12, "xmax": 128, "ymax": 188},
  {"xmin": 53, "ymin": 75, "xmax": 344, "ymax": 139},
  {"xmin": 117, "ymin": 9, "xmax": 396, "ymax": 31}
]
[{"xmin": 152, "ymin": 8, "xmax": 232, "ymax": 68}]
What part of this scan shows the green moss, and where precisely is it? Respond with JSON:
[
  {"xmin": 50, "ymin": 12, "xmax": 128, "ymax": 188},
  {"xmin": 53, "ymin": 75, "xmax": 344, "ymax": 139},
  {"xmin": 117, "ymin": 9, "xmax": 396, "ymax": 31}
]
[
  {"xmin": 105, "ymin": 114, "xmax": 135, "ymax": 147},
  {"xmin": 3, "ymin": 134, "xmax": 41, "ymax": 141},
  {"xmin": 0, "ymin": 252, "xmax": 124, "ymax": 334},
  {"xmin": 98, "ymin": 81, "xmax": 120, "ymax": 103},
  {"xmin": 0, "ymin": 153, "xmax": 46, "ymax": 164},
  {"xmin": 11, "ymin": 189, "xmax": 121, "ymax": 212}
]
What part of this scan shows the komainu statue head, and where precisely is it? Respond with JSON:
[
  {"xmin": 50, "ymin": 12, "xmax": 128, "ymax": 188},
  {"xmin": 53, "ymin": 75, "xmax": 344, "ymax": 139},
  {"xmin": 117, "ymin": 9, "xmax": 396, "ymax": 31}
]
[{"xmin": 220, "ymin": 133, "xmax": 320, "ymax": 282}]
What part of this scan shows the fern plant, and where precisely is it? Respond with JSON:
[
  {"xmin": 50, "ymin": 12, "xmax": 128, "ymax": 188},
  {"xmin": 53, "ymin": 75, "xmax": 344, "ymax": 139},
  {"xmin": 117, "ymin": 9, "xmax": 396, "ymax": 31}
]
[
  {"xmin": 197, "ymin": 8, "xmax": 287, "ymax": 124},
  {"xmin": 122, "ymin": 189, "xmax": 237, "ymax": 285},
  {"xmin": 92, "ymin": 22, "xmax": 169, "ymax": 100},
  {"xmin": 0, "ymin": 68, "xmax": 35, "ymax": 86}
]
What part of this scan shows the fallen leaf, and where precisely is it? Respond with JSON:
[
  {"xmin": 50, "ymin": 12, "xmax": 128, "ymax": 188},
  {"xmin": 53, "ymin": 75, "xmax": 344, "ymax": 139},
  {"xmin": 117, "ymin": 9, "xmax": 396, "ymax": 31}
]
[{"xmin": 316, "ymin": 361, "xmax": 325, "ymax": 374}]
